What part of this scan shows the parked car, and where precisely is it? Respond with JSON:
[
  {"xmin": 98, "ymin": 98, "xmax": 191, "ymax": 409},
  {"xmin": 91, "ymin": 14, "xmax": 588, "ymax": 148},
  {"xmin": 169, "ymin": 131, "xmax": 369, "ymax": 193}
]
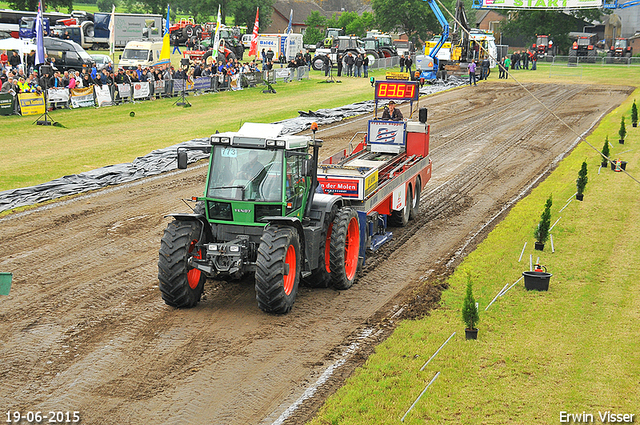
[
  {"xmin": 43, "ymin": 37, "xmax": 95, "ymax": 72},
  {"xmin": 90, "ymin": 53, "xmax": 113, "ymax": 71}
]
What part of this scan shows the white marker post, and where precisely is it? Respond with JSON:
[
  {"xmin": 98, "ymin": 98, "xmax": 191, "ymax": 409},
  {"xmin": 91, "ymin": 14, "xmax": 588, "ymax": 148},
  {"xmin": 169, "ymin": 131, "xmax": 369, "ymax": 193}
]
[
  {"xmin": 400, "ymin": 372, "xmax": 441, "ymax": 422},
  {"xmin": 518, "ymin": 242, "xmax": 527, "ymax": 262},
  {"xmin": 420, "ymin": 332, "xmax": 456, "ymax": 371}
]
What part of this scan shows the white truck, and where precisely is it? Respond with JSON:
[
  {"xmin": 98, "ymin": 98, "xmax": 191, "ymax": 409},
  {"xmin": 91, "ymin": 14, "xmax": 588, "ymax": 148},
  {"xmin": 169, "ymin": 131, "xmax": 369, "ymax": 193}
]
[
  {"xmin": 256, "ymin": 33, "xmax": 304, "ymax": 61},
  {"xmin": 53, "ymin": 12, "xmax": 162, "ymax": 50},
  {"xmin": 118, "ymin": 40, "xmax": 164, "ymax": 70}
]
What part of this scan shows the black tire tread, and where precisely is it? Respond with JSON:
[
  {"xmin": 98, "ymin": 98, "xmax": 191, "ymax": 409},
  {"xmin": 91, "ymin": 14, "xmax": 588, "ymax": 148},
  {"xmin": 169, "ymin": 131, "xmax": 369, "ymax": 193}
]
[
  {"xmin": 255, "ymin": 226, "xmax": 300, "ymax": 314},
  {"xmin": 158, "ymin": 220, "xmax": 205, "ymax": 308},
  {"xmin": 329, "ymin": 208, "xmax": 360, "ymax": 290}
]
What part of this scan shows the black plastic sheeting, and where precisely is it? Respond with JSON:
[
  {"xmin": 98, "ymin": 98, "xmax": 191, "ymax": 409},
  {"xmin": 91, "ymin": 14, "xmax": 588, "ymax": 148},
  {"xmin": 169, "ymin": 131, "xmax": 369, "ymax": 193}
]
[{"xmin": 0, "ymin": 77, "xmax": 466, "ymax": 213}]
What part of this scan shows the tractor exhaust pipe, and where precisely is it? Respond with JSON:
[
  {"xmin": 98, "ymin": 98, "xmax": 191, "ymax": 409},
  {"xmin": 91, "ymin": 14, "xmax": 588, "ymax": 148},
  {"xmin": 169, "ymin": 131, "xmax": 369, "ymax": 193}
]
[{"xmin": 305, "ymin": 122, "xmax": 322, "ymax": 218}]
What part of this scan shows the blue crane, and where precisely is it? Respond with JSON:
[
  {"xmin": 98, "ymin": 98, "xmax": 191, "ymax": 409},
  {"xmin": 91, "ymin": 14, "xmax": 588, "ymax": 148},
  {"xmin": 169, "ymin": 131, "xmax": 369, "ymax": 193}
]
[{"xmin": 419, "ymin": 0, "xmax": 450, "ymax": 81}]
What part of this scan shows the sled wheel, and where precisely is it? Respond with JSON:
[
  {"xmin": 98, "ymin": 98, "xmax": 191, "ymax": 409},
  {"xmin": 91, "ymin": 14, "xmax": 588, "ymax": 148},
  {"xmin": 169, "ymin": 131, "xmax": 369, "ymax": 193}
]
[
  {"xmin": 389, "ymin": 184, "xmax": 411, "ymax": 227},
  {"xmin": 330, "ymin": 208, "xmax": 361, "ymax": 290},
  {"xmin": 303, "ymin": 206, "xmax": 337, "ymax": 288},
  {"xmin": 409, "ymin": 178, "xmax": 421, "ymax": 221},
  {"xmin": 158, "ymin": 220, "xmax": 205, "ymax": 308},
  {"xmin": 255, "ymin": 225, "xmax": 301, "ymax": 314}
]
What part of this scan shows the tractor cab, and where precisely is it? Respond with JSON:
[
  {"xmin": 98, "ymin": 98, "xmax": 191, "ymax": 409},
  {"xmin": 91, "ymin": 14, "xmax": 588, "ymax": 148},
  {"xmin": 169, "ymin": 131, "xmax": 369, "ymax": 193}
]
[{"xmin": 205, "ymin": 123, "xmax": 312, "ymax": 226}]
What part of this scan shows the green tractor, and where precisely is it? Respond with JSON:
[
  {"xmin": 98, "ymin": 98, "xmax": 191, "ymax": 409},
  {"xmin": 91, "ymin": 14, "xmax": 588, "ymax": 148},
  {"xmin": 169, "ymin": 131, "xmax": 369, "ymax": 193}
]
[{"xmin": 158, "ymin": 123, "xmax": 363, "ymax": 314}]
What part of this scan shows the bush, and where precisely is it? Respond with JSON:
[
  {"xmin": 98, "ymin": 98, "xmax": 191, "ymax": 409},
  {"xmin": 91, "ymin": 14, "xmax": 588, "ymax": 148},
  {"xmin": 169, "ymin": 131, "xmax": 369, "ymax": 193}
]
[
  {"xmin": 462, "ymin": 280, "xmax": 479, "ymax": 330},
  {"xmin": 619, "ymin": 116, "xmax": 626, "ymax": 141},
  {"xmin": 601, "ymin": 136, "xmax": 610, "ymax": 167},
  {"xmin": 576, "ymin": 161, "xmax": 588, "ymax": 195},
  {"xmin": 534, "ymin": 195, "xmax": 553, "ymax": 245},
  {"xmin": 632, "ymin": 100, "xmax": 638, "ymax": 126}
]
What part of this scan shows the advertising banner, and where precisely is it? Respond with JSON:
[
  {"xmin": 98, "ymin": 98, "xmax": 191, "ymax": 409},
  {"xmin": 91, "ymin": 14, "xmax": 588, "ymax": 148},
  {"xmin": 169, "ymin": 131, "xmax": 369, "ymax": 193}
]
[
  {"xmin": 368, "ymin": 120, "xmax": 406, "ymax": 151},
  {"xmin": 478, "ymin": 0, "xmax": 601, "ymax": 8},
  {"xmin": 133, "ymin": 81, "xmax": 150, "ymax": 99},
  {"xmin": 117, "ymin": 83, "xmax": 131, "ymax": 99},
  {"xmin": 0, "ymin": 93, "xmax": 14, "ymax": 116},
  {"xmin": 318, "ymin": 177, "xmax": 361, "ymax": 198},
  {"xmin": 47, "ymin": 87, "xmax": 69, "ymax": 103},
  {"xmin": 94, "ymin": 85, "xmax": 113, "ymax": 107},
  {"xmin": 173, "ymin": 79, "xmax": 184, "ymax": 94},
  {"xmin": 193, "ymin": 77, "xmax": 211, "ymax": 91},
  {"xmin": 154, "ymin": 80, "xmax": 165, "ymax": 96},
  {"xmin": 70, "ymin": 87, "xmax": 95, "ymax": 108},
  {"xmin": 18, "ymin": 92, "xmax": 45, "ymax": 116}
]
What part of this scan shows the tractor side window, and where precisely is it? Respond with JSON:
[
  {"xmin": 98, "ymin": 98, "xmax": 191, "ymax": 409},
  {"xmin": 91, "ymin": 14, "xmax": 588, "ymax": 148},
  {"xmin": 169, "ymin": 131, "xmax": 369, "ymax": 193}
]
[{"xmin": 285, "ymin": 154, "xmax": 305, "ymax": 215}]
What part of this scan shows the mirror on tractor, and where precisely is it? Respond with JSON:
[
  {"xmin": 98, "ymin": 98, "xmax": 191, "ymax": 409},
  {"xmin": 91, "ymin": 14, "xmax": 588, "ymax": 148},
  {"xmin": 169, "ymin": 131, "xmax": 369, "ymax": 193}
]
[
  {"xmin": 301, "ymin": 158, "xmax": 314, "ymax": 177},
  {"xmin": 419, "ymin": 107, "xmax": 428, "ymax": 123},
  {"xmin": 177, "ymin": 149, "xmax": 188, "ymax": 169}
]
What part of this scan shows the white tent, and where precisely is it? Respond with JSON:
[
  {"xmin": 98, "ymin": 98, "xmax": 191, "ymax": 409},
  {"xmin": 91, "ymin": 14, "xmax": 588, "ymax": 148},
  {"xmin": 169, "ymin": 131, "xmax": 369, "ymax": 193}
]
[{"xmin": 0, "ymin": 38, "xmax": 38, "ymax": 69}]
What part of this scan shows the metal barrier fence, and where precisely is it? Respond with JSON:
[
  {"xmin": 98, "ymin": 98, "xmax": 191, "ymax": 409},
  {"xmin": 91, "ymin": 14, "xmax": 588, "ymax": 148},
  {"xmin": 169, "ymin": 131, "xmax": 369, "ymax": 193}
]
[{"xmin": 545, "ymin": 55, "xmax": 640, "ymax": 66}]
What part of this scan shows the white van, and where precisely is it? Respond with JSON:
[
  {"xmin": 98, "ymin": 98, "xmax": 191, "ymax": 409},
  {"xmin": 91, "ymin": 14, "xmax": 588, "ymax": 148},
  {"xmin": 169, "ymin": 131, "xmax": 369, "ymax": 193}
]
[
  {"xmin": 118, "ymin": 40, "xmax": 164, "ymax": 70},
  {"xmin": 242, "ymin": 34, "xmax": 252, "ymax": 49}
]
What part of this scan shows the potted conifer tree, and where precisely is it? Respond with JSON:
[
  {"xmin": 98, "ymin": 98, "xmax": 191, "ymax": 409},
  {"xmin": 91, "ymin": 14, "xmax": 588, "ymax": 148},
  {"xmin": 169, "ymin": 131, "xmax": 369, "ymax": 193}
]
[
  {"xmin": 632, "ymin": 100, "xmax": 638, "ymax": 128},
  {"xmin": 462, "ymin": 280, "xmax": 479, "ymax": 340},
  {"xmin": 619, "ymin": 116, "xmax": 626, "ymax": 144},
  {"xmin": 576, "ymin": 161, "xmax": 588, "ymax": 201},
  {"xmin": 601, "ymin": 136, "xmax": 610, "ymax": 168},
  {"xmin": 534, "ymin": 195, "xmax": 552, "ymax": 251}
]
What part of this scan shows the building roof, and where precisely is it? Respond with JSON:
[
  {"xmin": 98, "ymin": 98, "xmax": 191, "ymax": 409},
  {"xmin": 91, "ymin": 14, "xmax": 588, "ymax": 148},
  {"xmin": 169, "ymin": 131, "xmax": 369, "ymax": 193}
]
[{"xmin": 272, "ymin": 0, "xmax": 330, "ymax": 25}]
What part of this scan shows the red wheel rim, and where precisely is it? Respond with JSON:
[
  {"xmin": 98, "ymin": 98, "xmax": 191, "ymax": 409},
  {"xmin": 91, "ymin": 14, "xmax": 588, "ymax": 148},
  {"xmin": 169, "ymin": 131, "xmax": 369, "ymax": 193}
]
[
  {"xmin": 344, "ymin": 217, "xmax": 360, "ymax": 281},
  {"xmin": 283, "ymin": 244, "xmax": 296, "ymax": 295},
  {"xmin": 187, "ymin": 240, "xmax": 202, "ymax": 290},
  {"xmin": 324, "ymin": 223, "xmax": 333, "ymax": 273}
]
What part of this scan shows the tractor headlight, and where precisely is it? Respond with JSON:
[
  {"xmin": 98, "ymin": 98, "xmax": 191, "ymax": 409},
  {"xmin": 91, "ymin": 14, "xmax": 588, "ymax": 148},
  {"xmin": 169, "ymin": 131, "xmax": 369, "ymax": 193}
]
[
  {"xmin": 210, "ymin": 136, "xmax": 220, "ymax": 144},
  {"xmin": 208, "ymin": 243, "xmax": 218, "ymax": 251},
  {"xmin": 229, "ymin": 245, "xmax": 240, "ymax": 252},
  {"xmin": 276, "ymin": 140, "xmax": 286, "ymax": 147},
  {"xmin": 220, "ymin": 137, "xmax": 230, "ymax": 144},
  {"xmin": 266, "ymin": 139, "xmax": 276, "ymax": 146}
]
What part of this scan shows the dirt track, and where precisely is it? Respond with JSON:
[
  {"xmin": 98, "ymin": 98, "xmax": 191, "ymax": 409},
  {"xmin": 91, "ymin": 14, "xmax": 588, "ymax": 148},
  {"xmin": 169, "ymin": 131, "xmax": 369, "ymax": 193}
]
[{"xmin": 0, "ymin": 82, "xmax": 632, "ymax": 425}]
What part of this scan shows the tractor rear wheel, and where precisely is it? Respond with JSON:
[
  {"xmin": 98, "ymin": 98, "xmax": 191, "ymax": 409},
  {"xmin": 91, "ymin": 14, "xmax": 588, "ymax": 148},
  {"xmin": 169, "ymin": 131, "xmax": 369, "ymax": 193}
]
[
  {"xmin": 409, "ymin": 178, "xmax": 421, "ymax": 220},
  {"xmin": 158, "ymin": 220, "xmax": 206, "ymax": 308},
  {"xmin": 389, "ymin": 184, "xmax": 412, "ymax": 227},
  {"xmin": 303, "ymin": 206, "xmax": 337, "ymax": 288},
  {"xmin": 329, "ymin": 208, "xmax": 361, "ymax": 290},
  {"xmin": 255, "ymin": 225, "xmax": 301, "ymax": 314}
]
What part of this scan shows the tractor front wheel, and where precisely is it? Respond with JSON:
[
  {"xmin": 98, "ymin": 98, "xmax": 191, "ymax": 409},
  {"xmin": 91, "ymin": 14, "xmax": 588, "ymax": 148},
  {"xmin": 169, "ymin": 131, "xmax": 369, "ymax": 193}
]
[
  {"xmin": 158, "ymin": 220, "xmax": 206, "ymax": 308},
  {"xmin": 330, "ymin": 208, "xmax": 361, "ymax": 290},
  {"xmin": 255, "ymin": 226, "xmax": 301, "ymax": 314}
]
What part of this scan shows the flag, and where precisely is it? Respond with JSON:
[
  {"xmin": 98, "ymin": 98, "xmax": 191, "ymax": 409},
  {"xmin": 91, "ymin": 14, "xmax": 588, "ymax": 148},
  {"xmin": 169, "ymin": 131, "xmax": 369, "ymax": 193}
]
[
  {"xmin": 284, "ymin": 9, "xmax": 292, "ymax": 61},
  {"xmin": 158, "ymin": 4, "xmax": 171, "ymax": 65},
  {"xmin": 108, "ymin": 4, "xmax": 115, "ymax": 56},
  {"xmin": 34, "ymin": 0, "xmax": 45, "ymax": 66},
  {"xmin": 212, "ymin": 5, "xmax": 222, "ymax": 60},
  {"xmin": 248, "ymin": 7, "xmax": 259, "ymax": 57}
]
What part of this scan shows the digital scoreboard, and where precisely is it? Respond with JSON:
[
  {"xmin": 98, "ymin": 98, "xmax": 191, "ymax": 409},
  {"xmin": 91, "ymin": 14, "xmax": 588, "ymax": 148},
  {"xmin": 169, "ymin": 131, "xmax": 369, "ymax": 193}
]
[{"xmin": 374, "ymin": 80, "xmax": 419, "ymax": 101}]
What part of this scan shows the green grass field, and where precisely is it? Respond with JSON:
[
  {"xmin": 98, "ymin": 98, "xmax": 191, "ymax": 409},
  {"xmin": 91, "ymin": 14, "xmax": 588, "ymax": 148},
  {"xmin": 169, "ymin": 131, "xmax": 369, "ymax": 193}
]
[{"xmin": 308, "ymin": 84, "xmax": 640, "ymax": 423}]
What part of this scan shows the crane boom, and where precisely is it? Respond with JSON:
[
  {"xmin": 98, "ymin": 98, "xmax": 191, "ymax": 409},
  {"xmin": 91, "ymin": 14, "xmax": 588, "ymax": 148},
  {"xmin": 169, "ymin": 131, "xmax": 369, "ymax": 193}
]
[{"xmin": 419, "ymin": 0, "xmax": 450, "ymax": 81}]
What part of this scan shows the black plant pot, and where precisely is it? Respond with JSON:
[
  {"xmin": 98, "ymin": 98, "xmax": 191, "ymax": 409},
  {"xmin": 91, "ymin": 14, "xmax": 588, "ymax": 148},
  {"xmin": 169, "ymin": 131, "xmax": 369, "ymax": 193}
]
[
  {"xmin": 601, "ymin": 161, "xmax": 608, "ymax": 168},
  {"xmin": 523, "ymin": 271, "xmax": 552, "ymax": 291},
  {"xmin": 619, "ymin": 139, "xmax": 625, "ymax": 144},
  {"xmin": 576, "ymin": 193, "xmax": 584, "ymax": 201},
  {"xmin": 633, "ymin": 122, "xmax": 637, "ymax": 127},
  {"xmin": 465, "ymin": 328, "xmax": 478, "ymax": 340},
  {"xmin": 534, "ymin": 241, "xmax": 544, "ymax": 251}
]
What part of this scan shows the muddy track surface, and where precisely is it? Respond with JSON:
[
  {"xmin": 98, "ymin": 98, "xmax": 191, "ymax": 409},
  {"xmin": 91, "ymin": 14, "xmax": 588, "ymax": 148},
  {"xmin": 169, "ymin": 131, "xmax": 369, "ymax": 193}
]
[{"xmin": 0, "ymin": 83, "xmax": 632, "ymax": 425}]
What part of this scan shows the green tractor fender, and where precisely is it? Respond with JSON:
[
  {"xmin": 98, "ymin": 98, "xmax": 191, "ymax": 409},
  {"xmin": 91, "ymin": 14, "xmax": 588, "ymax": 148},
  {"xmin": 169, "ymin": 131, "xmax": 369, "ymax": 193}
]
[{"xmin": 165, "ymin": 212, "xmax": 213, "ymax": 243}]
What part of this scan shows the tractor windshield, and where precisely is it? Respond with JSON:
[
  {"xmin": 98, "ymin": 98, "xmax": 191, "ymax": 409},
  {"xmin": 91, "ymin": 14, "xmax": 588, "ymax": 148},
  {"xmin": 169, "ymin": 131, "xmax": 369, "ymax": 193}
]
[
  {"xmin": 536, "ymin": 36, "xmax": 548, "ymax": 46},
  {"xmin": 363, "ymin": 39, "xmax": 377, "ymax": 51},
  {"xmin": 207, "ymin": 146, "xmax": 283, "ymax": 202},
  {"xmin": 614, "ymin": 39, "xmax": 627, "ymax": 48},
  {"xmin": 577, "ymin": 38, "xmax": 590, "ymax": 46}
]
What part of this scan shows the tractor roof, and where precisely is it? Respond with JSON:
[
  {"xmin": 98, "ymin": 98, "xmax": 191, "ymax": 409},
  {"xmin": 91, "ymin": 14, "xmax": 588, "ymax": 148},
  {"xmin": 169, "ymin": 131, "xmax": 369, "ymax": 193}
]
[{"xmin": 210, "ymin": 123, "xmax": 311, "ymax": 150}]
